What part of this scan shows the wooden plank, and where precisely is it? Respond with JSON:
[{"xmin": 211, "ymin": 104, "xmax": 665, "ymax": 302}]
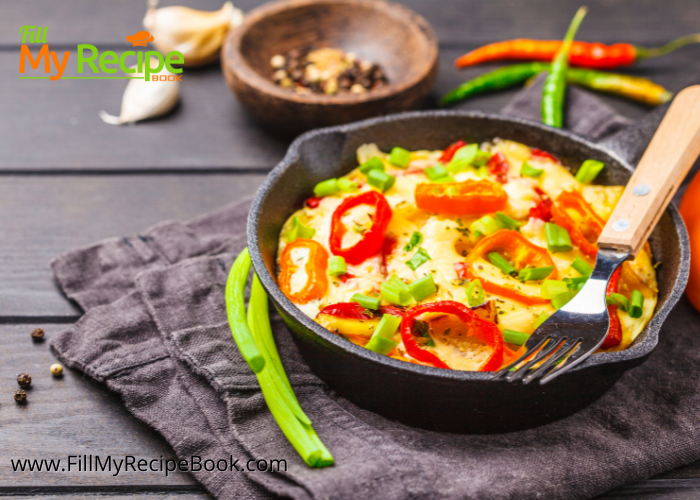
[
  {"xmin": 3, "ymin": 0, "xmax": 700, "ymax": 46},
  {"xmin": 0, "ymin": 323, "xmax": 200, "ymax": 489},
  {"xmin": 0, "ymin": 174, "xmax": 265, "ymax": 319},
  {"xmin": 4, "ymin": 45, "xmax": 700, "ymax": 171}
]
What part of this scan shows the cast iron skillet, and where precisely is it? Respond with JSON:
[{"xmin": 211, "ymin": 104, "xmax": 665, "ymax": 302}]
[{"xmin": 247, "ymin": 109, "xmax": 689, "ymax": 434}]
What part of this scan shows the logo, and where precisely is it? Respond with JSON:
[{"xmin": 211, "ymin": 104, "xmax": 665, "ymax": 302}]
[{"xmin": 19, "ymin": 26, "xmax": 183, "ymax": 82}]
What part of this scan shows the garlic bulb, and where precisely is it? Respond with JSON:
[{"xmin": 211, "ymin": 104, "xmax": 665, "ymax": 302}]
[
  {"xmin": 100, "ymin": 58, "xmax": 180, "ymax": 125},
  {"xmin": 143, "ymin": 0, "xmax": 244, "ymax": 67}
]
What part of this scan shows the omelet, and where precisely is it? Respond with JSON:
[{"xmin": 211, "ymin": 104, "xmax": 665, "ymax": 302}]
[{"xmin": 276, "ymin": 139, "xmax": 658, "ymax": 371}]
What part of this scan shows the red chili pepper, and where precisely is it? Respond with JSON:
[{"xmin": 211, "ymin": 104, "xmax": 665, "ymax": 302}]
[
  {"xmin": 487, "ymin": 152, "xmax": 510, "ymax": 184},
  {"xmin": 438, "ymin": 140, "xmax": 467, "ymax": 164},
  {"xmin": 339, "ymin": 272, "xmax": 357, "ymax": 283},
  {"xmin": 400, "ymin": 301, "xmax": 503, "ymax": 371},
  {"xmin": 530, "ymin": 148, "xmax": 562, "ymax": 164},
  {"xmin": 601, "ymin": 268, "xmax": 622, "ymax": 348},
  {"xmin": 551, "ymin": 190, "xmax": 605, "ymax": 258},
  {"xmin": 454, "ymin": 35, "xmax": 700, "ymax": 70},
  {"xmin": 330, "ymin": 191, "xmax": 393, "ymax": 265},
  {"xmin": 279, "ymin": 239, "xmax": 329, "ymax": 304},
  {"xmin": 415, "ymin": 179, "xmax": 508, "ymax": 216},
  {"xmin": 305, "ymin": 196, "xmax": 322, "ymax": 208},
  {"xmin": 528, "ymin": 197, "xmax": 553, "ymax": 222},
  {"xmin": 318, "ymin": 302, "xmax": 406, "ymax": 320}
]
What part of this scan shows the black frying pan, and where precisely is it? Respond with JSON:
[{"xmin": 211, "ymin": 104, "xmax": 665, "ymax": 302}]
[{"xmin": 247, "ymin": 109, "xmax": 689, "ymax": 433}]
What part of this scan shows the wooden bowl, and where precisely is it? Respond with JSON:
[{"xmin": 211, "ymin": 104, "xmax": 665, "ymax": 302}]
[{"xmin": 221, "ymin": 0, "xmax": 438, "ymax": 135}]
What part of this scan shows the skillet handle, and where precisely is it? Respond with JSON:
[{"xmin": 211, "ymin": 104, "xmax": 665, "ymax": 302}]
[{"xmin": 598, "ymin": 85, "xmax": 700, "ymax": 257}]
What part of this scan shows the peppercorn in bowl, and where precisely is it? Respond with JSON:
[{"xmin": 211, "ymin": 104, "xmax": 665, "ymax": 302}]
[
  {"xmin": 247, "ymin": 110, "xmax": 688, "ymax": 432},
  {"xmin": 221, "ymin": 0, "xmax": 438, "ymax": 135}
]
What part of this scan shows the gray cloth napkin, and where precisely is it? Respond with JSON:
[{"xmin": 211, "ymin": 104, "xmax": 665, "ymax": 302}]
[{"xmin": 50, "ymin": 84, "xmax": 700, "ymax": 500}]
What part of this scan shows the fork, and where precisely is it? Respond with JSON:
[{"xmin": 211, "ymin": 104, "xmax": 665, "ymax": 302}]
[{"xmin": 496, "ymin": 85, "xmax": 700, "ymax": 385}]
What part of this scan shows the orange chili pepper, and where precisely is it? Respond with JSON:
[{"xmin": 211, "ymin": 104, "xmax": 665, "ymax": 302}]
[
  {"xmin": 415, "ymin": 179, "xmax": 507, "ymax": 216},
  {"xmin": 279, "ymin": 239, "xmax": 329, "ymax": 304},
  {"xmin": 551, "ymin": 190, "xmax": 605, "ymax": 258},
  {"xmin": 456, "ymin": 229, "xmax": 557, "ymax": 306}
]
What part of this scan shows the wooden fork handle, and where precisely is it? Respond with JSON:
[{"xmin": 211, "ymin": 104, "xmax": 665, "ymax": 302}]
[{"xmin": 598, "ymin": 85, "xmax": 700, "ymax": 257}]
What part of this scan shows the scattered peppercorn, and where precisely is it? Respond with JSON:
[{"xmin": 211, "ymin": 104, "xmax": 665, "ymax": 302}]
[
  {"xmin": 30, "ymin": 328, "xmax": 45, "ymax": 342},
  {"xmin": 270, "ymin": 47, "xmax": 388, "ymax": 95},
  {"xmin": 14, "ymin": 390, "xmax": 27, "ymax": 404},
  {"xmin": 17, "ymin": 373, "xmax": 32, "ymax": 389},
  {"xmin": 50, "ymin": 363, "xmax": 63, "ymax": 377}
]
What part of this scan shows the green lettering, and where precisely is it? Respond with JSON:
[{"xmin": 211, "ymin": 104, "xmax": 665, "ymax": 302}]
[
  {"xmin": 164, "ymin": 52, "xmax": 184, "ymax": 73},
  {"xmin": 76, "ymin": 44, "xmax": 98, "ymax": 73},
  {"xmin": 144, "ymin": 51, "xmax": 164, "ymax": 81},
  {"xmin": 137, "ymin": 51, "xmax": 143, "ymax": 74},
  {"xmin": 98, "ymin": 50, "xmax": 118, "ymax": 73},
  {"xmin": 119, "ymin": 51, "xmax": 136, "ymax": 74}
]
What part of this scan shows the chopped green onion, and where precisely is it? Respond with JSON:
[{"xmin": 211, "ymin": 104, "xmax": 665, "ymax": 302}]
[
  {"xmin": 495, "ymin": 211, "xmax": 522, "ymax": 230},
  {"xmin": 406, "ymin": 247, "xmax": 431, "ymax": 270},
  {"xmin": 571, "ymin": 256, "xmax": 593, "ymax": 276},
  {"xmin": 575, "ymin": 159, "xmax": 605, "ymax": 183},
  {"xmin": 380, "ymin": 282, "xmax": 412, "ymax": 307},
  {"xmin": 564, "ymin": 276, "xmax": 588, "ymax": 290},
  {"xmin": 545, "ymin": 222, "xmax": 573, "ymax": 252},
  {"xmin": 388, "ymin": 274, "xmax": 410, "ymax": 291},
  {"xmin": 520, "ymin": 161, "xmax": 544, "ymax": 177},
  {"xmin": 629, "ymin": 290, "xmax": 644, "ymax": 318},
  {"xmin": 518, "ymin": 266, "xmax": 554, "ymax": 282},
  {"xmin": 373, "ymin": 313, "xmax": 402, "ymax": 339},
  {"xmin": 472, "ymin": 150, "xmax": 493, "ymax": 167},
  {"xmin": 313, "ymin": 178, "xmax": 339, "ymax": 197},
  {"xmin": 471, "ymin": 215, "xmax": 499, "ymax": 236},
  {"xmin": 446, "ymin": 144, "xmax": 478, "ymax": 173},
  {"xmin": 367, "ymin": 169, "xmax": 396, "ymax": 192},
  {"xmin": 425, "ymin": 164, "xmax": 449, "ymax": 181},
  {"xmin": 503, "ymin": 329, "xmax": 529, "ymax": 346},
  {"xmin": 534, "ymin": 311, "xmax": 550, "ymax": 329},
  {"xmin": 287, "ymin": 216, "xmax": 316, "ymax": 242},
  {"xmin": 388, "ymin": 147, "xmax": 411, "ymax": 168},
  {"xmin": 488, "ymin": 252, "xmax": 517, "ymax": 276},
  {"xmin": 337, "ymin": 177, "xmax": 358, "ymax": 192},
  {"xmin": 551, "ymin": 290, "xmax": 579, "ymax": 310},
  {"xmin": 433, "ymin": 175, "xmax": 456, "ymax": 183},
  {"xmin": 409, "ymin": 274, "xmax": 437, "ymax": 301},
  {"xmin": 466, "ymin": 279, "xmax": 484, "ymax": 307},
  {"xmin": 606, "ymin": 292, "xmax": 630, "ymax": 312},
  {"xmin": 404, "ymin": 231, "xmax": 423, "ymax": 252},
  {"xmin": 328, "ymin": 256, "xmax": 347, "ymax": 277},
  {"xmin": 359, "ymin": 157, "xmax": 384, "ymax": 174},
  {"xmin": 541, "ymin": 279, "xmax": 570, "ymax": 299},
  {"xmin": 351, "ymin": 293, "xmax": 380, "ymax": 310},
  {"xmin": 365, "ymin": 335, "xmax": 399, "ymax": 355}
]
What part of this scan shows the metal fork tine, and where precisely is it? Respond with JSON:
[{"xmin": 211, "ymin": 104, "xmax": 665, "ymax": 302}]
[
  {"xmin": 506, "ymin": 337, "xmax": 567, "ymax": 382},
  {"xmin": 493, "ymin": 336, "xmax": 551, "ymax": 379},
  {"xmin": 522, "ymin": 339, "xmax": 581, "ymax": 385},
  {"xmin": 539, "ymin": 340, "xmax": 601, "ymax": 384}
]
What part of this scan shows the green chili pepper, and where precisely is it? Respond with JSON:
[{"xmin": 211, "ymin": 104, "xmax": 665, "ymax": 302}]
[{"xmin": 541, "ymin": 7, "xmax": 588, "ymax": 127}]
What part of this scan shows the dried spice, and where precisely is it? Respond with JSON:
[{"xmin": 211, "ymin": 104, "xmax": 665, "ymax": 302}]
[
  {"xmin": 30, "ymin": 328, "xmax": 45, "ymax": 342},
  {"xmin": 50, "ymin": 363, "xmax": 64, "ymax": 377},
  {"xmin": 143, "ymin": 0, "xmax": 244, "ymax": 67},
  {"xmin": 17, "ymin": 373, "xmax": 32, "ymax": 389},
  {"xmin": 14, "ymin": 390, "xmax": 27, "ymax": 404},
  {"xmin": 100, "ymin": 58, "xmax": 180, "ymax": 125},
  {"xmin": 270, "ymin": 48, "xmax": 388, "ymax": 95}
]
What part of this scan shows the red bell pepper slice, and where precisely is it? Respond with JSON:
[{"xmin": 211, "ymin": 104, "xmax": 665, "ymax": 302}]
[
  {"xmin": 601, "ymin": 268, "xmax": 622, "ymax": 348},
  {"xmin": 438, "ymin": 140, "xmax": 467, "ymax": 164},
  {"xmin": 530, "ymin": 148, "xmax": 562, "ymax": 164},
  {"xmin": 279, "ymin": 239, "xmax": 329, "ymax": 304},
  {"xmin": 487, "ymin": 152, "xmax": 510, "ymax": 184},
  {"xmin": 458, "ymin": 229, "xmax": 557, "ymax": 305},
  {"xmin": 529, "ymin": 197, "xmax": 553, "ymax": 222},
  {"xmin": 305, "ymin": 196, "xmax": 322, "ymax": 208},
  {"xmin": 415, "ymin": 179, "xmax": 508, "ymax": 216},
  {"xmin": 318, "ymin": 302, "xmax": 404, "ymax": 319},
  {"xmin": 330, "ymin": 191, "xmax": 392, "ymax": 265},
  {"xmin": 400, "ymin": 300, "xmax": 503, "ymax": 371},
  {"xmin": 551, "ymin": 190, "xmax": 605, "ymax": 258}
]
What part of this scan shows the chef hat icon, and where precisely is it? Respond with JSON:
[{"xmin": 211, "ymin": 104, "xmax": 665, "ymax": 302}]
[{"xmin": 126, "ymin": 31, "xmax": 154, "ymax": 47}]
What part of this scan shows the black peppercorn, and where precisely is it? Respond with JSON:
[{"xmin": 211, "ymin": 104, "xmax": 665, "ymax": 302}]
[
  {"xmin": 31, "ymin": 328, "xmax": 45, "ymax": 342},
  {"xmin": 14, "ymin": 390, "xmax": 27, "ymax": 404},
  {"xmin": 17, "ymin": 373, "xmax": 31, "ymax": 389}
]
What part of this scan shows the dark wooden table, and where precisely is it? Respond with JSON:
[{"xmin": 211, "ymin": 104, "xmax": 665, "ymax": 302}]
[{"xmin": 2, "ymin": 1, "xmax": 700, "ymax": 498}]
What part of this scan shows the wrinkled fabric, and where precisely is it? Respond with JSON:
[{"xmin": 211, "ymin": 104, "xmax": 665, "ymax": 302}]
[{"xmin": 50, "ymin": 88, "xmax": 700, "ymax": 500}]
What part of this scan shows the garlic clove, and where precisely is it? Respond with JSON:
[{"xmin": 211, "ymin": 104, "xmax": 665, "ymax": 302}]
[
  {"xmin": 100, "ymin": 57, "xmax": 180, "ymax": 125},
  {"xmin": 143, "ymin": 0, "xmax": 243, "ymax": 67}
]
